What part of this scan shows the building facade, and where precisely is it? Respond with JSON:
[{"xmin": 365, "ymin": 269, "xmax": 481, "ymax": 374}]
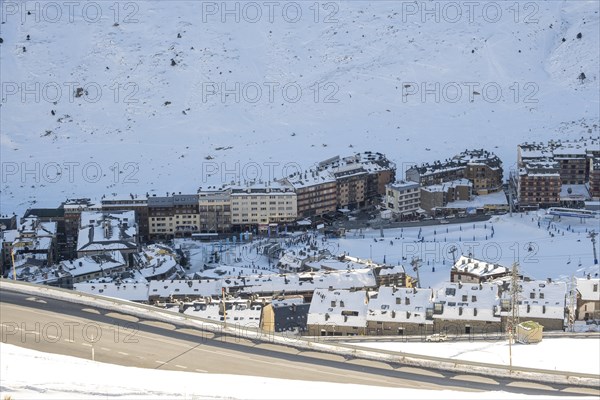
[{"xmin": 230, "ymin": 183, "xmax": 297, "ymax": 230}]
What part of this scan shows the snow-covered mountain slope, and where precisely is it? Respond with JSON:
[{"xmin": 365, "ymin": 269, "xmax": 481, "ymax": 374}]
[{"xmin": 1, "ymin": 1, "xmax": 599, "ymax": 213}]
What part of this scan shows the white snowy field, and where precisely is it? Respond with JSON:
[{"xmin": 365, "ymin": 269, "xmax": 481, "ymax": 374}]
[
  {"xmin": 1, "ymin": 0, "xmax": 599, "ymax": 214},
  {"xmin": 0, "ymin": 343, "xmax": 595, "ymax": 400},
  {"xmin": 351, "ymin": 338, "xmax": 600, "ymax": 375},
  {"xmin": 331, "ymin": 212, "xmax": 600, "ymax": 288},
  {"xmin": 184, "ymin": 212, "xmax": 600, "ymax": 289}
]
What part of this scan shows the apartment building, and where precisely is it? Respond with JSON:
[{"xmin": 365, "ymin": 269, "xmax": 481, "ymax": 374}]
[
  {"xmin": 516, "ymin": 161, "xmax": 561, "ymax": 208},
  {"xmin": 198, "ymin": 189, "xmax": 232, "ymax": 233},
  {"xmin": 314, "ymin": 152, "xmax": 396, "ymax": 210},
  {"xmin": 148, "ymin": 194, "xmax": 200, "ymax": 240},
  {"xmin": 419, "ymin": 179, "xmax": 472, "ymax": 213},
  {"xmin": 384, "ymin": 181, "xmax": 420, "ymax": 217},
  {"xmin": 282, "ymin": 170, "xmax": 337, "ymax": 219},
  {"xmin": 230, "ymin": 182, "xmax": 297, "ymax": 230},
  {"xmin": 407, "ymin": 149, "xmax": 503, "ymax": 195},
  {"xmin": 590, "ymin": 158, "xmax": 600, "ymax": 200},
  {"xmin": 63, "ymin": 199, "xmax": 98, "ymax": 258},
  {"xmin": 516, "ymin": 137, "xmax": 599, "ymax": 208}
]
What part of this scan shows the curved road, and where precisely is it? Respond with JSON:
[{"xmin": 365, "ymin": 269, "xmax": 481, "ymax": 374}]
[{"xmin": 0, "ymin": 290, "xmax": 597, "ymax": 397}]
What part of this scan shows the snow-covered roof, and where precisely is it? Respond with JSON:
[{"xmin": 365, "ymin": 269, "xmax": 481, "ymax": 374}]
[
  {"xmin": 378, "ymin": 264, "xmax": 406, "ymax": 276},
  {"xmin": 12, "ymin": 236, "xmax": 53, "ymax": 252},
  {"xmin": 501, "ymin": 280, "xmax": 566, "ymax": 320},
  {"xmin": 221, "ymin": 268, "xmax": 377, "ymax": 294},
  {"xmin": 422, "ymin": 179, "xmax": 472, "ymax": 193},
  {"xmin": 181, "ymin": 300, "xmax": 262, "ymax": 324},
  {"xmin": 367, "ymin": 286, "xmax": 432, "ymax": 324},
  {"xmin": 452, "ymin": 256, "xmax": 509, "ymax": 278},
  {"xmin": 77, "ymin": 211, "xmax": 137, "ymax": 253},
  {"xmin": 18, "ymin": 218, "xmax": 57, "ymax": 237},
  {"xmin": 444, "ymin": 191, "xmax": 508, "ymax": 209},
  {"xmin": 134, "ymin": 244, "xmax": 183, "ymax": 279},
  {"xmin": 283, "ymin": 168, "xmax": 336, "ymax": 189},
  {"xmin": 576, "ymin": 278, "xmax": 600, "ymax": 302},
  {"xmin": 308, "ymin": 289, "xmax": 368, "ymax": 327},
  {"xmin": 148, "ymin": 279, "xmax": 223, "ymax": 298},
  {"xmin": 433, "ymin": 282, "xmax": 500, "ymax": 322},
  {"xmin": 61, "ymin": 252, "xmax": 126, "ymax": 277},
  {"xmin": 74, "ymin": 281, "xmax": 150, "ymax": 301},
  {"xmin": 1, "ymin": 229, "xmax": 18, "ymax": 243},
  {"xmin": 387, "ymin": 181, "xmax": 420, "ymax": 191}
]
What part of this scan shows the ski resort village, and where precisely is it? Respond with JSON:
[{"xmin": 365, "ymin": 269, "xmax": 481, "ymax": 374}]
[
  {"xmin": 2, "ymin": 137, "xmax": 599, "ymax": 339},
  {"xmin": 1, "ymin": 0, "xmax": 599, "ymax": 398}
]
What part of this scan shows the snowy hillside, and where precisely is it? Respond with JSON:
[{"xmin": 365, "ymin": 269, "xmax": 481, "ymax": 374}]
[{"xmin": 1, "ymin": 1, "xmax": 599, "ymax": 213}]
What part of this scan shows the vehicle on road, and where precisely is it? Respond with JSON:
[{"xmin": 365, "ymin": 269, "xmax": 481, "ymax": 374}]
[
  {"xmin": 425, "ymin": 333, "xmax": 448, "ymax": 342},
  {"xmin": 439, "ymin": 219, "xmax": 450, "ymax": 224}
]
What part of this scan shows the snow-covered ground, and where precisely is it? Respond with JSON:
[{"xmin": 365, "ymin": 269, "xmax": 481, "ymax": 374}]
[
  {"xmin": 1, "ymin": 1, "xmax": 599, "ymax": 214},
  {"xmin": 350, "ymin": 338, "xmax": 600, "ymax": 375},
  {"xmin": 179, "ymin": 212, "xmax": 599, "ymax": 289},
  {"xmin": 332, "ymin": 212, "xmax": 600, "ymax": 288},
  {"xmin": 0, "ymin": 343, "xmax": 595, "ymax": 400}
]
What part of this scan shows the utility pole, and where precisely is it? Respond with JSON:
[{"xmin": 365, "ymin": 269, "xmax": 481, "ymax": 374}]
[
  {"xmin": 411, "ymin": 257, "xmax": 422, "ymax": 288},
  {"xmin": 10, "ymin": 248, "xmax": 16, "ymax": 281},
  {"xmin": 588, "ymin": 230, "xmax": 598, "ymax": 265},
  {"xmin": 568, "ymin": 275, "xmax": 577, "ymax": 332},
  {"xmin": 508, "ymin": 261, "xmax": 520, "ymax": 370},
  {"xmin": 222, "ymin": 287, "xmax": 227, "ymax": 329}
]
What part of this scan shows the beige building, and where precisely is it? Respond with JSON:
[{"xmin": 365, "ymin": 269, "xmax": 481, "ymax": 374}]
[
  {"xmin": 148, "ymin": 194, "xmax": 200, "ymax": 240},
  {"xmin": 576, "ymin": 277, "xmax": 600, "ymax": 321},
  {"xmin": 230, "ymin": 183, "xmax": 297, "ymax": 229},
  {"xmin": 198, "ymin": 190, "xmax": 232, "ymax": 233},
  {"xmin": 385, "ymin": 181, "xmax": 420, "ymax": 217}
]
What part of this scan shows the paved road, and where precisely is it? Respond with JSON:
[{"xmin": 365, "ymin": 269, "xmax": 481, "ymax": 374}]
[
  {"xmin": 1, "ymin": 290, "xmax": 597, "ymax": 397},
  {"xmin": 332, "ymin": 214, "xmax": 492, "ymax": 231}
]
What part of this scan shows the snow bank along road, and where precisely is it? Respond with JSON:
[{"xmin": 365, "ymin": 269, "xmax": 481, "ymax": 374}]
[{"xmin": 1, "ymin": 288, "xmax": 598, "ymax": 397}]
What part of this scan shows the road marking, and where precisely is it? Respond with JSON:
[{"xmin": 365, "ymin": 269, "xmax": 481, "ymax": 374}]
[
  {"xmin": 195, "ymin": 369, "xmax": 207, "ymax": 373},
  {"xmin": 63, "ymin": 339, "xmax": 74, "ymax": 343},
  {"xmin": 81, "ymin": 308, "xmax": 101, "ymax": 314},
  {"xmin": 175, "ymin": 364, "xmax": 188, "ymax": 369},
  {"xmin": 47, "ymin": 334, "xmax": 58, "ymax": 340},
  {"xmin": 100, "ymin": 347, "xmax": 111, "ymax": 352},
  {"xmin": 118, "ymin": 351, "xmax": 129, "ymax": 356},
  {"xmin": 155, "ymin": 360, "xmax": 167, "ymax": 364},
  {"xmin": 81, "ymin": 342, "xmax": 92, "ymax": 347},
  {"xmin": 25, "ymin": 297, "xmax": 47, "ymax": 304}
]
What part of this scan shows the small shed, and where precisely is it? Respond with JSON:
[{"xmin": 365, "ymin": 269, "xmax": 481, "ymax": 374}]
[{"xmin": 516, "ymin": 320, "xmax": 544, "ymax": 344}]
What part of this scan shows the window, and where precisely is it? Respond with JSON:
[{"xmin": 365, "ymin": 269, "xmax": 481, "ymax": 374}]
[
  {"xmin": 462, "ymin": 295, "xmax": 468, "ymax": 302},
  {"xmin": 539, "ymin": 292, "xmax": 544, "ymax": 299},
  {"xmin": 594, "ymin": 284, "xmax": 598, "ymax": 292},
  {"xmin": 396, "ymin": 297, "xmax": 402, "ymax": 304},
  {"xmin": 471, "ymin": 295, "xmax": 477, "ymax": 302},
  {"xmin": 530, "ymin": 292, "xmax": 535, "ymax": 299}
]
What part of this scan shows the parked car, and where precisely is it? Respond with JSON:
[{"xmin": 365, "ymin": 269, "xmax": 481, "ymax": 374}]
[
  {"xmin": 426, "ymin": 333, "xmax": 448, "ymax": 342},
  {"xmin": 439, "ymin": 219, "xmax": 450, "ymax": 224}
]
